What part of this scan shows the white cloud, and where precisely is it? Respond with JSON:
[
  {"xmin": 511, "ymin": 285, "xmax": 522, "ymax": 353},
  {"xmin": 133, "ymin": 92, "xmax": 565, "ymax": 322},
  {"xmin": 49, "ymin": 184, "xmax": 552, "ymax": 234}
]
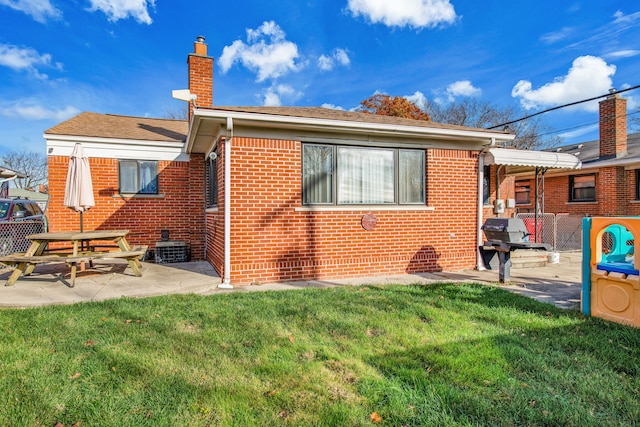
[
  {"xmin": 540, "ymin": 27, "xmax": 574, "ymax": 44},
  {"xmin": 429, "ymin": 80, "xmax": 481, "ymax": 104},
  {"xmin": 405, "ymin": 91, "xmax": 428, "ymax": 110},
  {"xmin": 87, "ymin": 0, "xmax": 155, "ymax": 24},
  {"xmin": 0, "ymin": 0, "xmax": 61, "ymax": 23},
  {"xmin": 321, "ymin": 103, "xmax": 346, "ymax": 110},
  {"xmin": 446, "ymin": 80, "xmax": 481, "ymax": 98},
  {"xmin": 613, "ymin": 10, "xmax": 640, "ymax": 24},
  {"xmin": 318, "ymin": 48, "xmax": 350, "ymax": 71},
  {"xmin": 261, "ymin": 84, "xmax": 301, "ymax": 106},
  {"xmin": 606, "ymin": 50, "xmax": 640, "ymax": 59},
  {"xmin": 347, "ymin": 0, "xmax": 457, "ymax": 29},
  {"xmin": 620, "ymin": 84, "xmax": 640, "ymax": 111},
  {"xmin": 0, "ymin": 100, "xmax": 79, "ymax": 120},
  {"xmin": 219, "ymin": 21, "xmax": 302, "ymax": 82},
  {"xmin": 0, "ymin": 44, "xmax": 62, "ymax": 79},
  {"xmin": 512, "ymin": 55, "xmax": 616, "ymax": 112}
]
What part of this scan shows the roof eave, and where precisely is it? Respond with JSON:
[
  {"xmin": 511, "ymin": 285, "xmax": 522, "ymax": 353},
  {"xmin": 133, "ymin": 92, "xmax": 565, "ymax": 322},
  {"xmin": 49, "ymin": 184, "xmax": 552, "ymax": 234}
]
[{"xmin": 185, "ymin": 108, "xmax": 515, "ymax": 153}]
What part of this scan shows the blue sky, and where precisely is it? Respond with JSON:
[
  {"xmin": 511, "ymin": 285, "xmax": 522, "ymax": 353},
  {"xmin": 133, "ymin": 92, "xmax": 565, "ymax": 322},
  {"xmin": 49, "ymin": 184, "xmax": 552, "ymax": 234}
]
[{"xmin": 0, "ymin": 0, "xmax": 639, "ymax": 155}]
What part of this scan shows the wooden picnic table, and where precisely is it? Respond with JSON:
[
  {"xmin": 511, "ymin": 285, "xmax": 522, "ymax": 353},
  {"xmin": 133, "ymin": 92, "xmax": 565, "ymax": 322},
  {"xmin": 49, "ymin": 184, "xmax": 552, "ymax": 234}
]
[{"xmin": 0, "ymin": 230, "xmax": 147, "ymax": 287}]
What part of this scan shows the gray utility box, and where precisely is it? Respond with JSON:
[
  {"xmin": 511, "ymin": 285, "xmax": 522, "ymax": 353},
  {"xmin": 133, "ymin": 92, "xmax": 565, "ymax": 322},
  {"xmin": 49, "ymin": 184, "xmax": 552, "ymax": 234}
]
[{"xmin": 482, "ymin": 218, "xmax": 529, "ymax": 243}]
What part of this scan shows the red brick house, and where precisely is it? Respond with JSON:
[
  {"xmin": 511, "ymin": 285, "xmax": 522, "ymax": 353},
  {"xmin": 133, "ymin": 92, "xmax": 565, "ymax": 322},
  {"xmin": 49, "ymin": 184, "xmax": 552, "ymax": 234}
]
[
  {"xmin": 45, "ymin": 37, "xmax": 520, "ymax": 287},
  {"xmin": 510, "ymin": 94, "xmax": 640, "ymax": 218}
]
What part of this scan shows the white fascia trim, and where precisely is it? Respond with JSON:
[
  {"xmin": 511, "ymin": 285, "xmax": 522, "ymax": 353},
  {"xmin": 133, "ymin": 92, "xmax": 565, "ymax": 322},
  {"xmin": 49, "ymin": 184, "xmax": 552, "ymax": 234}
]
[
  {"xmin": 44, "ymin": 133, "xmax": 185, "ymax": 149},
  {"xmin": 190, "ymin": 110, "xmax": 515, "ymax": 146},
  {"xmin": 45, "ymin": 134, "xmax": 188, "ymax": 162}
]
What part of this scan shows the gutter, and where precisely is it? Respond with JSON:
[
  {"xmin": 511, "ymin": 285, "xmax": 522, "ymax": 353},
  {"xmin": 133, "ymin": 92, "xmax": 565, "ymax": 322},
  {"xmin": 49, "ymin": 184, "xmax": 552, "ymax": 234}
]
[
  {"xmin": 189, "ymin": 109, "xmax": 516, "ymax": 148},
  {"xmin": 218, "ymin": 117, "xmax": 234, "ymax": 289}
]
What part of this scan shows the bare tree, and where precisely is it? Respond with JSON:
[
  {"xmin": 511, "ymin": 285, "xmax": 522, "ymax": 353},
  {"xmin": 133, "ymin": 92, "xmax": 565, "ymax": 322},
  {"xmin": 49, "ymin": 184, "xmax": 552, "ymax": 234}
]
[
  {"xmin": 163, "ymin": 105, "xmax": 189, "ymax": 121},
  {"xmin": 358, "ymin": 95, "xmax": 559, "ymax": 149},
  {"xmin": 1, "ymin": 151, "xmax": 48, "ymax": 191},
  {"xmin": 424, "ymin": 98, "xmax": 560, "ymax": 149}
]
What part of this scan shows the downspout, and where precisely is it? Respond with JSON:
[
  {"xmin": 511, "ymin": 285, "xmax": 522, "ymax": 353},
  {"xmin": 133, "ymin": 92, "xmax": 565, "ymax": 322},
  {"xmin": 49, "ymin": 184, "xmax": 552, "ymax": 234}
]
[
  {"xmin": 218, "ymin": 117, "xmax": 234, "ymax": 289},
  {"xmin": 477, "ymin": 152, "xmax": 486, "ymax": 270},
  {"xmin": 477, "ymin": 138, "xmax": 496, "ymax": 270},
  {"xmin": 495, "ymin": 165, "xmax": 505, "ymax": 217}
]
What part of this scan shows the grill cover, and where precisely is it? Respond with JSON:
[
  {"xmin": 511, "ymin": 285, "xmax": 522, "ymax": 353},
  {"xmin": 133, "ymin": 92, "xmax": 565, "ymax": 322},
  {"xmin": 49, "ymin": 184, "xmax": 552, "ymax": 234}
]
[{"xmin": 482, "ymin": 218, "xmax": 529, "ymax": 242}]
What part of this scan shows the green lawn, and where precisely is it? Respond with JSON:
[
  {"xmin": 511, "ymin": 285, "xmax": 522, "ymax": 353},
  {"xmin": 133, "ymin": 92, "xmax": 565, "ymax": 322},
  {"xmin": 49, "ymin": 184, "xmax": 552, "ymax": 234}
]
[{"xmin": 0, "ymin": 283, "xmax": 638, "ymax": 426}]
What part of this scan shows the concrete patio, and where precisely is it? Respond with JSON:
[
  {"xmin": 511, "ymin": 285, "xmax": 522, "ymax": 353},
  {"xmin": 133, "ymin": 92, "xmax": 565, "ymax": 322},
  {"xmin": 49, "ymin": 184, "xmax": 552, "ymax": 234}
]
[{"xmin": 0, "ymin": 252, "xmax": 583, "ymax": 309}]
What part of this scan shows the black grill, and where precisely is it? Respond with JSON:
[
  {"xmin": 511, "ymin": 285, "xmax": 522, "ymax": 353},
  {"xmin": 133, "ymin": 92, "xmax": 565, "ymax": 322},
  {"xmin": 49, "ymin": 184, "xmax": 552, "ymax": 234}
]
[
  {"xmin": 480, "ymin": 217, "xmax": 551, "ymax": 282},
  {"xmin": 482, "ymin": 218, "xmax": 529, "ymax": 243}
]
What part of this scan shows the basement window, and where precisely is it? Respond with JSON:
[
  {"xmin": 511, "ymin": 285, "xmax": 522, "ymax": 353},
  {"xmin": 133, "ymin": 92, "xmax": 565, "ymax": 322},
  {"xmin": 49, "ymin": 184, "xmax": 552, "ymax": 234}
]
[
  {"xmin": 302, "ymin": 144, "xmax": 425, "ymax": 205},
  {"xmin": 119, "ymin": 160, "xmax": 158, "ymax": 194},
  {"xmin": 569, "ymin": 174, "xmax": 595, "ymax": 202}
]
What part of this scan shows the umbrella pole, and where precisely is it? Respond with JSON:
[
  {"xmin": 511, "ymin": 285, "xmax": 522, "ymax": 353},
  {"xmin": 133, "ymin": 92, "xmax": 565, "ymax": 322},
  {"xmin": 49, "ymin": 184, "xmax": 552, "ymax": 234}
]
[{"xmin": 80, "ymin": 212, "xmax": 84, "ymax": 252}]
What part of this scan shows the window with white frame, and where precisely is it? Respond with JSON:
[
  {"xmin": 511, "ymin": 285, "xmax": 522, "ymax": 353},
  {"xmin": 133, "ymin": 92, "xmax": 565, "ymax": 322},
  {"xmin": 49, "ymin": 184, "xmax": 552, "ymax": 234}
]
[
  {"xmin": 302, "ymin": 144, "xmax": 425, "ymax": 205},
  {"xmin": 118, "ymin": 160, "xmax": 158, "ymax": 194}
]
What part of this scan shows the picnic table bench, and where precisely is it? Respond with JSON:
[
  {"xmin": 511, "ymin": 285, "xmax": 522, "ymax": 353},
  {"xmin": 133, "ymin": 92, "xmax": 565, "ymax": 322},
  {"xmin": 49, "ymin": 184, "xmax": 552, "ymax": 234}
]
[{"xmin": 0, "ymin": 230, "xmax": 147, "ymax": 287}]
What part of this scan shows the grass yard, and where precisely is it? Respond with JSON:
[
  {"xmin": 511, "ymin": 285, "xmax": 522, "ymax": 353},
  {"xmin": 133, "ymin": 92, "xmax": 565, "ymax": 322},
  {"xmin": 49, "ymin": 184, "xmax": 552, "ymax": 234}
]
[{"xmin": 0, "ymin": 283, "xmax": 639, "ymax": 426}]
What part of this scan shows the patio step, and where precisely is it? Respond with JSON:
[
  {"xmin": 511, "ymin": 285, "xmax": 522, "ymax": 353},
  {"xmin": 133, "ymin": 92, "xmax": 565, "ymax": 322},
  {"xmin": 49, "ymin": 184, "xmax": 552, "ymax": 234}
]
[{"xmin": 510, "ymin": 249, "xmax": 548, "ymax": 269}]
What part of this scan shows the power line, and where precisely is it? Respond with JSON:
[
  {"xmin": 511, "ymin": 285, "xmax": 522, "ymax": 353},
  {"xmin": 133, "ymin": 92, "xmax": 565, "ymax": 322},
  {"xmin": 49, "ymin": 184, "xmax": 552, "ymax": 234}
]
[
  {"xmin": 535, "ymin": 110, "xmax": 640, "ymax": 139},
  {"xmin": 487, "ymin": 85, "xmax": 640, "ymax": 130}
]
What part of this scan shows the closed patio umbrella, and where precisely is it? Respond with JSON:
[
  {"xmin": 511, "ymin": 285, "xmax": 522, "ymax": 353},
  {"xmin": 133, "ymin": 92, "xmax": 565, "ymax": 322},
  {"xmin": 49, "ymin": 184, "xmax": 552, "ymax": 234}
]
[{"xmin": 64, "ymin": 143, "xmax": 95, "ymax": 232}]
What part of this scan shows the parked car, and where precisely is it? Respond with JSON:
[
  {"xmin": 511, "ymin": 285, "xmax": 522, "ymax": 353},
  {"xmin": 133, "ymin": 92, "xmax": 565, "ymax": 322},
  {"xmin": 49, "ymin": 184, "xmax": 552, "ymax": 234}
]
[{"xmin": 0, "ymin": 198, "xmax": 47, "ymax": 255}]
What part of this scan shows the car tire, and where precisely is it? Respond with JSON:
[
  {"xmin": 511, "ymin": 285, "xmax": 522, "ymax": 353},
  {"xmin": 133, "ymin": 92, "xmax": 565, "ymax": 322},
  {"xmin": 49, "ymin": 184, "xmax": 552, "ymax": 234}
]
[{"xmin": 0, "ymin": 235, "xmax": 14, "ymax": 256}]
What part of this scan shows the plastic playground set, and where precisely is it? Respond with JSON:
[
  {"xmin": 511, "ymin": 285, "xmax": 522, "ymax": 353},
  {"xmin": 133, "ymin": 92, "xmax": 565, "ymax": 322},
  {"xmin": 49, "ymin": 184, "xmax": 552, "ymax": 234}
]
[{"xmin": 582, "ymin": 216, "xmax": 640, "ymax": 327}]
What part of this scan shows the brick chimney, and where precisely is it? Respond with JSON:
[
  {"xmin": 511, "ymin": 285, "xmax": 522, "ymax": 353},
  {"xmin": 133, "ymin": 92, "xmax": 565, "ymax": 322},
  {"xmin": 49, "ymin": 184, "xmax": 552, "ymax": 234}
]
[
  {"xmin": 188, "ymin": 35, "xmax": 214, "ymax": 121},
  {"xmin": 599, "ymin": 91, "xmax": 627, "ymax": 159}
]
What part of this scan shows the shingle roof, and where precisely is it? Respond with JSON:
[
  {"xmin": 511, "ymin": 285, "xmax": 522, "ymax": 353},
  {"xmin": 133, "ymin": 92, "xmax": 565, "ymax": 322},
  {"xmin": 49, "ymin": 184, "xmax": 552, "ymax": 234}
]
[
  {"xmin": 45, "ymin": 107, "xmax": 513, "ymax": 143},
  {"xmin": 45, "ymin": 112, "xmax": 188, "ymax": 142},
  {"xmin": 204, "ymin": 106, "xmax": 508, "ymax": 135},
  {"xmin": 546, "ymin": 132, "xmax": 640, "ymax": 164}
]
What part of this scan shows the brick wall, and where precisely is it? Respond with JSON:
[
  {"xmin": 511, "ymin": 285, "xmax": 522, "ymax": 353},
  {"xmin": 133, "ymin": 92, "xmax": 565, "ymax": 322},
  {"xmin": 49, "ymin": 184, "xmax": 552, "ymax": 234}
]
[
  {"xmin": 206, "ymin": 140, "xmax": 225, "ymax": 276},
  {"xmin": 206, "ymin": 137, "xmax": 481, "ymax": 285},
  {"xmin": 521, "ymin": 175, "xmax": 597, "ymax": 216},
  {"xmin": 48, "ymin": 155, "xmax": 206, "ymax": 259},
  {"xmin": 482, "ymin": 165, "xmax": 516, "ymax": 218},
  {"xmin": 514, "ymin": 167, "xmax": 632, "ymax": 217}
]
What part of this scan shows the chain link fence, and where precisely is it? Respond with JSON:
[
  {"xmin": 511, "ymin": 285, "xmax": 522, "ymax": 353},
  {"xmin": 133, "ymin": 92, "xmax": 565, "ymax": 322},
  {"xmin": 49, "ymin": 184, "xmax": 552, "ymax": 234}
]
[
  {"xmin": 555, "ymin": 214, "xmax": 584, "ymax": 252},
  {"xmin": 515, "ymin": 213, "xmax": 584, "ymax": 252},
  {"xmin": 0, "ymin": 220, "xmax": 47, "ymax": 256}
]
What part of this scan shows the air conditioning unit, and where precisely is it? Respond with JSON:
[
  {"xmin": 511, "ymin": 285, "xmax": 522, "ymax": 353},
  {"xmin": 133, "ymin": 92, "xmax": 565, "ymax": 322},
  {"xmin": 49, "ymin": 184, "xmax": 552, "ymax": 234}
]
[{"xmin": 155, "ymin": 241, "xmax": 188, "ymax": 264}]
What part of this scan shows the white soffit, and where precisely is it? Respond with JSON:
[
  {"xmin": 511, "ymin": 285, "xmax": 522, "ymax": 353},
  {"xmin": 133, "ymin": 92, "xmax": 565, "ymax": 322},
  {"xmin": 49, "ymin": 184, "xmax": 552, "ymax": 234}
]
[{"xmin": 485, "ymin": 147, "xmax": 581, "ymax": 170}]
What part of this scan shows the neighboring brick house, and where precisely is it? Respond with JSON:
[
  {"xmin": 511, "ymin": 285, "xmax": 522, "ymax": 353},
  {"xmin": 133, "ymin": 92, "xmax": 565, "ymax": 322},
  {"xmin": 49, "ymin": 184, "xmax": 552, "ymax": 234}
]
[
  {"xmin": 45, "ymin": 37, "xmax": 519, "ymax": 286},
  {"xmin": 511, "ymin": 94, "xmax": 639, "ymax": 218}
]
